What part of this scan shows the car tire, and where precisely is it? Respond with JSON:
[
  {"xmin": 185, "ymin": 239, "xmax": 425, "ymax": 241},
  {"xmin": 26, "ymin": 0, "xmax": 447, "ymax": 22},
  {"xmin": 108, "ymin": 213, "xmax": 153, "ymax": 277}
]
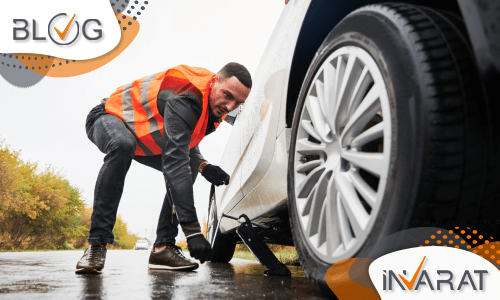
[
  {"xmin": 207, "ymin": 185, "xmax": 236, "ymax": 263},
  {"xmin": 288, "ymin": 3, "xmax": 495, "ymax": 297}
]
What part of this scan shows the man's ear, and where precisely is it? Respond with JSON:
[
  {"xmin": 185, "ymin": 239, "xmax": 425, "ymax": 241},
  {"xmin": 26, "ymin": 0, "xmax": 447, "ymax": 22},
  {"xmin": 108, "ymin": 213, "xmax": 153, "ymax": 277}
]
[{"xmin": 210, "ymin": 74, "xmax": 218, "ymax": 88}]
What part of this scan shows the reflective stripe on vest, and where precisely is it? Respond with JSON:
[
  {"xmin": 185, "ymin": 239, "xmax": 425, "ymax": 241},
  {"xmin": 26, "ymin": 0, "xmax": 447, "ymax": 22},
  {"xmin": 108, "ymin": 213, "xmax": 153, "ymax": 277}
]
[{"xmin": 104, "ymin": 65, "xmax": 225, "ymax": 156}]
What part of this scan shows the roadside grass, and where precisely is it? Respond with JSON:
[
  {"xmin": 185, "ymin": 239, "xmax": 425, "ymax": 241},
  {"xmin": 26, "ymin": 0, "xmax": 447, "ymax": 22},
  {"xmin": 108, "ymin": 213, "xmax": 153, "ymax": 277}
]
[
  {"xmin": 176, "ymin": 240, "xmax": 300, "ymax": 266},
  {"xmin": 234, "ymin": 244, "xmax": 300, "ymax": 266}
]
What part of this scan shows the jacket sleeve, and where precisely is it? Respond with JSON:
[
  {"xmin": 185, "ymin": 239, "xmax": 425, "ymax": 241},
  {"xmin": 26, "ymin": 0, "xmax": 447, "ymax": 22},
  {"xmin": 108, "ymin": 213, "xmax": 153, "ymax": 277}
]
[
  {"xmin": 189, "ymin": 145, "xmax": 206, "ymax": 172},
  {"xmin": 161, "ymin": 91, "xmax": 202, "ymax": 224}
]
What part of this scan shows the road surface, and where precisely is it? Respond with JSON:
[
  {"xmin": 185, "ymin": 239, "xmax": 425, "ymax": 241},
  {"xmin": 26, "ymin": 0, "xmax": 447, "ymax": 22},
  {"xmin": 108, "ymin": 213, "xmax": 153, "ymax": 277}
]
[{"xmin": 0, "ymin": 250, "xmax": 326, "ymax": 299}]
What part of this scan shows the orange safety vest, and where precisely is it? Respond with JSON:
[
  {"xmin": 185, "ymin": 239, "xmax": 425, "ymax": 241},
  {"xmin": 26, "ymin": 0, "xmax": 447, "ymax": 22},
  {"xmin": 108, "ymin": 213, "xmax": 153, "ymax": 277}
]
[{"xmin": 104, "ymin": 65, "xmax": 225, "ymax": 156}]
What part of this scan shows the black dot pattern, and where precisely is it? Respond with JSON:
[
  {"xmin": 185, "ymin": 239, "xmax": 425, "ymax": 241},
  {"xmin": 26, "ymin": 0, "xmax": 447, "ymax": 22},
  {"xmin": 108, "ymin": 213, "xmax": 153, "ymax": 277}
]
[
  {"xmin": 0, "ymin": 54, "xmax": 80, "ymax": 71},
  {"xmin": 111, "ymin": 0, "xmax": 148, "ymax": 21},
  {"xmin": 117, "ymin": 14, "xmax": 139, "ymax": 31}
]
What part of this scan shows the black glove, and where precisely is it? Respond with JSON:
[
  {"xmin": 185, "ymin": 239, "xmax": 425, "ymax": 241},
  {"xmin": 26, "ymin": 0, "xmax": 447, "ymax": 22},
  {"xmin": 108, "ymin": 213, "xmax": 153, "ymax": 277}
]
[
  {"xmin": 201, "ymin": 164, "xmax": 230, "ymax": 186},
  {"xmin": 186, "ymin": 234, "xmax": 212, "ymax": 264}
]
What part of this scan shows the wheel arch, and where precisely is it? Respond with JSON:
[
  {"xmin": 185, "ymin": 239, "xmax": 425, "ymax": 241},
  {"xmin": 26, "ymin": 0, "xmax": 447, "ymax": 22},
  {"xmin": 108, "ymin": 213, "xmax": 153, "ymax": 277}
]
[{"xmin": 285, "ymin": 0, "xmax": 462, "ymax": 128}]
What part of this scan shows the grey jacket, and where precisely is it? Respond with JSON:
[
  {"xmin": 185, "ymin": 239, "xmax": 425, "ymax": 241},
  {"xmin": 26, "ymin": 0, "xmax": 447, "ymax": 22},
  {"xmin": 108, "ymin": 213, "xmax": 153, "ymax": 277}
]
[{"xmin": 155, "ymin": 89, "xmax": 220, "ymax": 225}]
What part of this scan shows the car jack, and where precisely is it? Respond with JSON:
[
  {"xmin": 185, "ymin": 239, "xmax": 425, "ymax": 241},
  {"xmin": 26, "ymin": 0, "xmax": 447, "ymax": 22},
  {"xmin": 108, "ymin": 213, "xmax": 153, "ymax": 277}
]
[{"xmin": 235, "ymin": 214, "xmax": 291, "ymax": 277}]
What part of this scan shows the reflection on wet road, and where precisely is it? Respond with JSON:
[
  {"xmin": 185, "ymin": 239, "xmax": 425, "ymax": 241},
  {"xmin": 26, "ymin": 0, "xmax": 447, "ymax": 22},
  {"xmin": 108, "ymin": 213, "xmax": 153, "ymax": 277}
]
[{"xmin": 0, "ymin": 250, "xmax": 326, "ymax": 299}]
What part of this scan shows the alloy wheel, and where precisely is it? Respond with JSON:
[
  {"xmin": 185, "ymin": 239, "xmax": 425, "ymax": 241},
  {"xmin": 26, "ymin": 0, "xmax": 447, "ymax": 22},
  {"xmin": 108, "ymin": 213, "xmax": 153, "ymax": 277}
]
[{"xmin": 293, "ymin": 46, "xmax": 392, "ymax": 263}]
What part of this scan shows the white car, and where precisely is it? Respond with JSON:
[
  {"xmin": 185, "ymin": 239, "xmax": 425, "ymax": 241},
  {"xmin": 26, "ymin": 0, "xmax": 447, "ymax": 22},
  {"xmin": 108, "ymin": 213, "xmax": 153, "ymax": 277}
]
[
  {"xmin": 206, "ymin": 0, "xmax": 499, "ymax": 297},
  {"xmin": 134, "ymin": 240, "xmax": 149, "ymax": 250}
]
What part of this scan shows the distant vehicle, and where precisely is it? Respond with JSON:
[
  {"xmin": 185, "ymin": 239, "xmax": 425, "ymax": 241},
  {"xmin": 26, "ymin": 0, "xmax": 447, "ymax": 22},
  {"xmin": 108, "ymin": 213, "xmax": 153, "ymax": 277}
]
[
  {"xmin": 206, "ymin": 0, "xmax": 499, "ymax": 297},
  {"xmin": 134, "ymin": 240, "xmax": 149, "ymax": 250}
]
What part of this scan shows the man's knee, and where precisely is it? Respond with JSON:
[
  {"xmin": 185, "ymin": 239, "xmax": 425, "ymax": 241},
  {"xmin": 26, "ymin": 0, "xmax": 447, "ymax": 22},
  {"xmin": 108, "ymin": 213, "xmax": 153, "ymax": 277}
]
[{"xmin": 109, "ymin": 137, "xmax": 136, "ymax": 158}]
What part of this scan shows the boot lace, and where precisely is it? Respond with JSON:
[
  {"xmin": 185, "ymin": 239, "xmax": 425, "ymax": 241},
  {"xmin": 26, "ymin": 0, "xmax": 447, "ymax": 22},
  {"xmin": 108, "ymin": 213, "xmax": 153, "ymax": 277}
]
[
  {"xmin": 89, "ymin": 243, "xmax": 103, "ymax": 260},
  {"xmin": 169, "ymin": 244, "xmax": 186, "ymax": 258}
]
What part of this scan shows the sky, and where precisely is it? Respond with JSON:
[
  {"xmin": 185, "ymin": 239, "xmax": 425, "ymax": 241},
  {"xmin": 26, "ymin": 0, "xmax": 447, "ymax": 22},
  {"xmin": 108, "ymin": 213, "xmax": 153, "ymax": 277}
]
[{"xmin": 0, "ymin": 0, "xmax": 285, "ymax": 242}]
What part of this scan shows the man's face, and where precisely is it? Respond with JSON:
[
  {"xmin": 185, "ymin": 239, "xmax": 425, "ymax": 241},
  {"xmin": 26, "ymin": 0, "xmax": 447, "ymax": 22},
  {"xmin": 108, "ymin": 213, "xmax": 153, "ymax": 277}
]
[{"xmin": 208, "ymin": 75, "xmax": 250, "ymax": 118}]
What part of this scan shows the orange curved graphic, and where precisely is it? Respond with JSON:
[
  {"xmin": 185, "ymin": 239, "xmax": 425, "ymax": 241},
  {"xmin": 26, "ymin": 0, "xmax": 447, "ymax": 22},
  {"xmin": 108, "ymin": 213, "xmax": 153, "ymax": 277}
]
[
  {"xmin": 14, "ymin": 12, "xmax": 139, "ymax": 78},
  {"xmin": 325, "ymin": 258, "xmax": 380, "ymax": 300},
  {"xmin": 471, "ymin": 241, "xmax": 500, "ymax": 270}
]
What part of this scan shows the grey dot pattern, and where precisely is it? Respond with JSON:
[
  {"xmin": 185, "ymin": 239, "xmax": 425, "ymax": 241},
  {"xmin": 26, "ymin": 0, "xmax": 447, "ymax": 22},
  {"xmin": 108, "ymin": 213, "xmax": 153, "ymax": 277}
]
[
  {"xmin": 0, "ymin": 53, "xmax": 44, "ymax": 87},
  {"xmin": 110, "ymin": 0, "xmax": 130, "ymax": 13},
  {"xmin": 1, "ymin": 53, "xmax": 77, "ymax": 76}
]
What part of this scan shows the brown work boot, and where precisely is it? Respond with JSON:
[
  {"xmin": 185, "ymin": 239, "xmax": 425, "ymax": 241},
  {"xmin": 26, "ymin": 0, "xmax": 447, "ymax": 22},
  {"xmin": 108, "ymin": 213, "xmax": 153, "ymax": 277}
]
[
  {"xmin": 75, "ymin": 243, "xmax": 107, "ymax": 274},
  {"xmin": 148, "ymin": 244, "xmax": 199, "ymax": 271}
]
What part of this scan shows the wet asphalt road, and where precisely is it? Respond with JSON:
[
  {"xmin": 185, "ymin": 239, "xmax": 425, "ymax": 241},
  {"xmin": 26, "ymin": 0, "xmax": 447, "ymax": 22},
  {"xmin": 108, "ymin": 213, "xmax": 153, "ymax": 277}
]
[{"xmin": 0, "ymin": 250, "xmax": 326, "ymax": 299}]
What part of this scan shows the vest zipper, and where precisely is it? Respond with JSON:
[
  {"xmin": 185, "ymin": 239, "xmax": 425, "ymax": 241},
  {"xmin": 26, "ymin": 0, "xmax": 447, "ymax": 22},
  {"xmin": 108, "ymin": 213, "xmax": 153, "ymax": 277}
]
[{"xmin": 168, "ymin": 188, "xmax": 180, "ymax": 223}]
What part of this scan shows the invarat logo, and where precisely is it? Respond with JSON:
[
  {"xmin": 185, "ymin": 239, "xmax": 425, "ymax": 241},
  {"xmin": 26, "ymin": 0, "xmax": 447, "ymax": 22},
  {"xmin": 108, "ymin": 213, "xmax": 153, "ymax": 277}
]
[
  {"xmin": 383, "ymin": 256, "xmax": 488, "ymax": 291},
  {"xmin": 369, "ymin": 247, "xmax": 500, "ymax": 299},
  {"xmin": 0, "ymin": 0, "xmax": 120, "ymax": 60},
  {"xmin": 13, "ymin": 13, "xmax": 103, "ymax": 45}
]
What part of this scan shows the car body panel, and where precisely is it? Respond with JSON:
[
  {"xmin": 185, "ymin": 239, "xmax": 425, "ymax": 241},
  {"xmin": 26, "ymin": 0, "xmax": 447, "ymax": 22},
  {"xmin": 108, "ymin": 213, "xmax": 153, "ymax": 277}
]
[
  {"xmin": 221, "ymin": 129, "xmax": 291, "ymax": 232},
  {"xmin": 215, "ymin": 0, "xmax": 311, "ymax": 233}
]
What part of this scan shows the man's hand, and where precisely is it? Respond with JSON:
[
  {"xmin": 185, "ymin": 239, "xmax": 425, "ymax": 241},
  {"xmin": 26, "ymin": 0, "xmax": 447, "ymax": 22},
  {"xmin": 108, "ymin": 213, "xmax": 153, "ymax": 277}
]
[
  {"xmin": 201, "ymin": 164, "xmax": 230, "ymax": 186},
  {"xmin": 186, "ymin": 234, "xmax": 212, "ymax": 264}
]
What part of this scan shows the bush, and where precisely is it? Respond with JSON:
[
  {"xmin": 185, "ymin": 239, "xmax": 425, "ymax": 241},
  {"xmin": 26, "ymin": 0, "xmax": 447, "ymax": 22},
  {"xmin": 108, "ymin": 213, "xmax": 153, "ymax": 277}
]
[{"xmin": 0, "ymin": 139, "xmax": 138, "ymax": 250}]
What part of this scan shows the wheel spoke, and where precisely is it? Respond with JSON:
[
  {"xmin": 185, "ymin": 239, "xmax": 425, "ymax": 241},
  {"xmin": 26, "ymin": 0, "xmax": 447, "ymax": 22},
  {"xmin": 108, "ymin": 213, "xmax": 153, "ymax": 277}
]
[
  {"xmin": 351, "ymin": 122, "xmax": 384, "ymax": 148},
  {"xmin": 346, "ymin": 66, "xmax": 372, "ymax": 120},
  {"xmin": 299, "ymin": 185, "xmax": 317, "ymax": 217},
  {"xmin": 337, "ymin": 193, "xmax": 353, "ymax": 250},
  {"xmin": 336, "ymin": 172, "xmax": 369, "ymax": 239},
  {"xmin": 331, "ymin": 56, "xmax": 347, "ymax": 134},
  {"xmin": 349, "ymin": 170, "xmax": 377, "ymax": 207},
  {"xmin": 315, "ymin": 79, "xmax": 327, "ymax": 119},
  {"xmin": 296, "ymin": 138, "xmax": 326, "ymax": 155},
  {"xmin": 334, "ymin": 54, "xmax": 364, "ymax": 135},
  {"xmin": 305, "ymin": 171, "xmax": 331, "ymax": 237},
  {"xmin": 324, "ymin": 61, "xmax": 337, "ymax": 131},
  {"xmin": 296, "ymin": 166, "xmax": 325, "ymax": 198},
  {"xmin": 305, "ymin": 95, "xmax": 332, "ymax": 142},
  {"xmin": 341, "ymin": 150, "xmax": 386, "ymax": 178},
  {"xmin": 324, "ymin": 176, "xmax": 341, "ymax": 256},
  {"xmin": 300, "ymin": 120, "xmax": 322, "ymax": 142},
  {"xmin": 341, "ymin": 84, "xmax": 382, "ymax": 146},
  {"xmin": 296, "ymin": 159, "xmax": 323, "ymax": 174},
  {"xmin": 317, "ymin": 199, "xmax": 328, "ymax": 250}
]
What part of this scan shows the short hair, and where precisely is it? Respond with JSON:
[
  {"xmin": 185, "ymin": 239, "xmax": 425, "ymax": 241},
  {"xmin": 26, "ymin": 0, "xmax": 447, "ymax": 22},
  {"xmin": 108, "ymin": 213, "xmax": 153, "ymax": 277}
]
[{"xmin": 218, "ymin": 62, "xmax": 252, "ymax": 89}]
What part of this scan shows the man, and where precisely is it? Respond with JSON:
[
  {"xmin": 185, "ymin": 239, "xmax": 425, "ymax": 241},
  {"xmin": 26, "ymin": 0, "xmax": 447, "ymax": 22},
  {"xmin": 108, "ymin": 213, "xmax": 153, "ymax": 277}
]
[{"xmin": 76, "ymin": 63, "xmax": 252, "ymax": 274}]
